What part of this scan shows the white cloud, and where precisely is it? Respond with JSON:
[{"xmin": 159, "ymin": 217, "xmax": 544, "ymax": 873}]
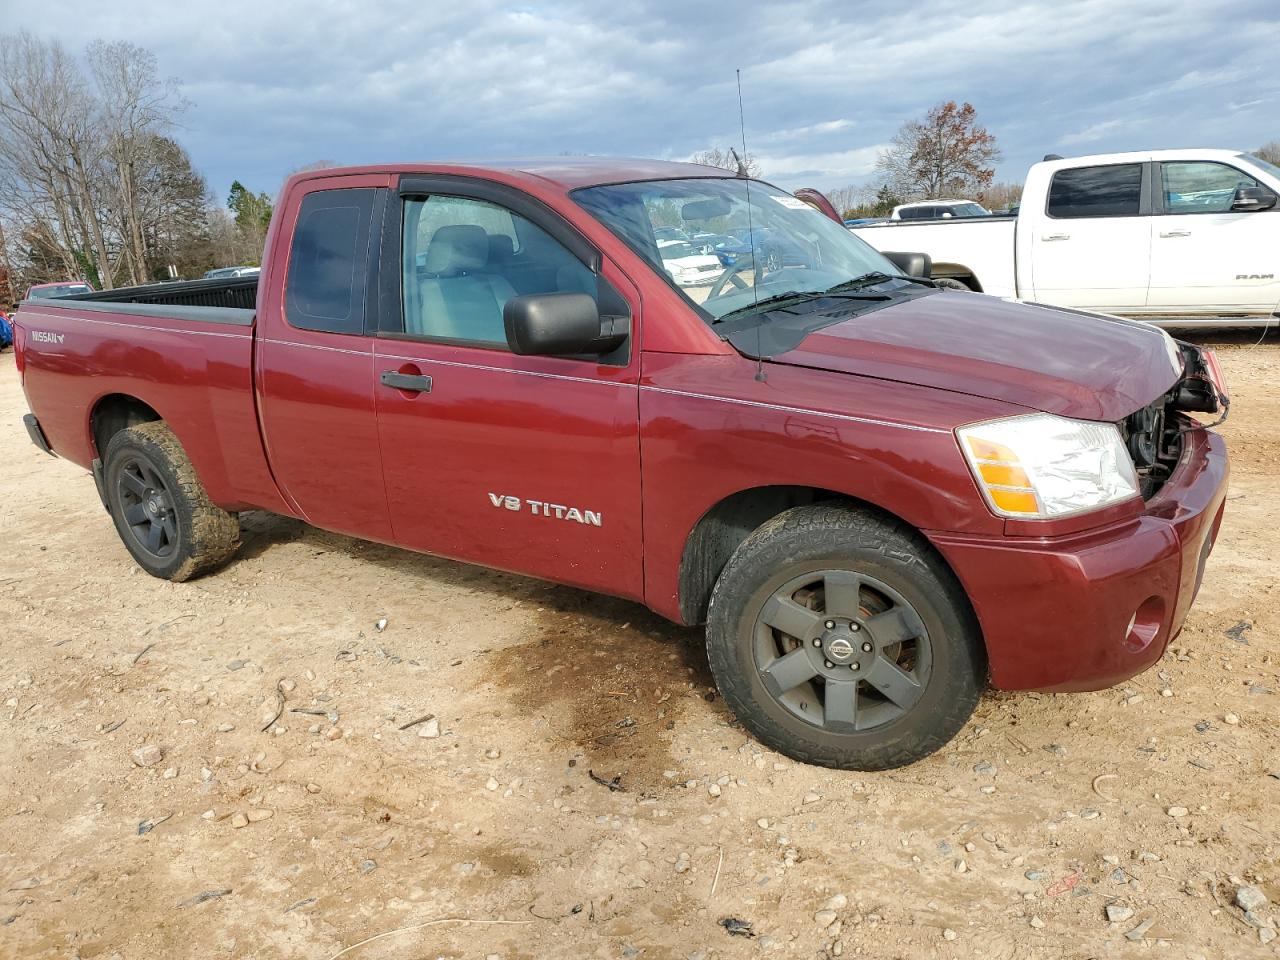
[
  {"xmin": 6, "ymin": 0, "xmax": 1277, "ymax": 195},
  {"xmin": 1059, "ymin": 118, "xmax": 1140, "ymax": 146},
  {"xmin": 754, "ymin": 146, "xmax": 889, "ymax": 185}
]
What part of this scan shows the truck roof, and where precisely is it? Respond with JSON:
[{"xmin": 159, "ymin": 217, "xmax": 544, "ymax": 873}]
[
  {"xmin": 286, "ymin": 157, "xmax": 732, "ymax": 192},
  {"xmin": 1036, "ymin": 147, "xmax": 1257, "ymax": 169}
]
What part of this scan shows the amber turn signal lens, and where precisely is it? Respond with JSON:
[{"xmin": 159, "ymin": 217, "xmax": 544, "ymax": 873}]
[
  {"xmin": 977, "ymin": 462, "xmax": 1032, "ymax": 488},
  {"xmin": 989, "ymin": 488, "xmax": 1040, "ymax": 514}
]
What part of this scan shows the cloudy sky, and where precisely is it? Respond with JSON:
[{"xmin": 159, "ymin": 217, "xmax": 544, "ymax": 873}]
[{"xmin": 8, "ymin": 0, "xmax": 1279, "ymax": 198}]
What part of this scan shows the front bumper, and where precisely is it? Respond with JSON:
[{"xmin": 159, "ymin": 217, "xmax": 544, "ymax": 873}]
[
  {"xmin": 673, "ymin": 272, "xmax": 724, "ymax": 287},
  {"xmin": 929, "ymin": 429, "xmax": 1228, "ymax": 692}
]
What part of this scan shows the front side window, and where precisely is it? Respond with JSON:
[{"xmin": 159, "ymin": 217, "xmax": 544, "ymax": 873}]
[
  {"xmin": 1047, "ymin": 164, "xmax": 1143, "ymax": 219},
  {"xmin": 400, "ymin": 195, "xmax": 595, "ymax": 346},
  {"xmin": 285, "ymin": 188, "xmax": 376, "ymax": 334},
  {"xmin": 1161, "ymin": 161, "xmax": 1258, "ymax": 214}
]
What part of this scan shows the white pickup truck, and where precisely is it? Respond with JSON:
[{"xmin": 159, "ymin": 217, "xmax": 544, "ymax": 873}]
[{"xmin": 848, "ymin": 149, "xmax": 1280, "ymax": 326}]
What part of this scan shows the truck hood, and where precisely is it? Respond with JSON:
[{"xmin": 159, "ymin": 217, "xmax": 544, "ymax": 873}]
[{"xmin": 768, "ymin": 292, "xmax": 1182, "ymax": 421}]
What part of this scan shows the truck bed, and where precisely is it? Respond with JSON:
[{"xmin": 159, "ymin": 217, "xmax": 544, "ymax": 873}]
[
  {"xmin": 850, "ymin": 216, "xmax": 1018, "ymax": 298},
  {"xmin": 60, "ymin": 275, "xmax": 258, "ymax": 319},
  {"xmin": 12, "ymin": 280, "xmax": 286, "ymax": 515}
]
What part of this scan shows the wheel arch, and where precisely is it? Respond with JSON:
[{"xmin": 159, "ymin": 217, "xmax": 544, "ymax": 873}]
[
  {"xmin": 90, "ymin": 393, "xmax": 164, "ymax": 461},
  {"xmin": 677, "ymin": 484, "xmax": 966, "ymax": 626},
  {"xmin": 929, "ymin": 263, "xmax": 983, "ymax": 291}
]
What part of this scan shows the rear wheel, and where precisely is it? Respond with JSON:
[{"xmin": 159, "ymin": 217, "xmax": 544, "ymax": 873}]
[
  {"xmin": 104, "ymin": 422, "xmax": 240, "ymax": 581},
  {"xmin": 706, "ymin": 503, "xmax": 985, "ymax": 770},
  {"xmin": 933, "ymin": 277, "xmax": 972, "ymax": 291}
]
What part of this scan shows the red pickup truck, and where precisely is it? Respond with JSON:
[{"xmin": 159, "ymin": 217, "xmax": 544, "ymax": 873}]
[{"xmin": 12, "ymin": 159, "xmax": 1229, "ymax": 770}]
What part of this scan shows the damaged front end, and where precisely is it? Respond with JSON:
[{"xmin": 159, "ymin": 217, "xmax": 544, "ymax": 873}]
[{"xmin": 1120, "ymin": 341, "xmax": 1230, "ymax": 499}]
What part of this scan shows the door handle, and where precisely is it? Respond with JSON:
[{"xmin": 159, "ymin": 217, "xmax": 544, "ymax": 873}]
[
  {"xmin": 380, "ymin": 370, "xmax": 433, "ymax": 393},
  {"xmin": 1159, "ymin": 229, "xmax": 1192, "ymax": 238},
  {"xmin": 1041, "ymin": 233, "xmax": 1070, "ymax": 241}
]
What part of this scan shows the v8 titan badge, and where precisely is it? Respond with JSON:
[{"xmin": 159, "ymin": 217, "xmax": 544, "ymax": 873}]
[{"xmin": 488, "ymin": 493, "xmax": 602, "ymax": 527}]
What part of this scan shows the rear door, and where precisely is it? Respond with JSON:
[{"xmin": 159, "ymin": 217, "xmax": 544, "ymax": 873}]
[
  {"xmin": 1028, "ymin": 161, "xmax": 1151, "ymax": 311},
  {"xmin": 255, "ymin": 175, "xmax": 395, "ymax": 542},
  {"xmin": 371, "ymin": 176, "xmax": 644, "ymax": 599},
  {"xmin": 1148, "ymin": 159, "xmax": 1280, "ymax": 314}
]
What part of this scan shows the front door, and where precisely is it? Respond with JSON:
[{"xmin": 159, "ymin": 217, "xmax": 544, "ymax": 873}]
[
  {"xmin": 1147, "ymin": 160, "xmax": 1280, "ymax": 315},
  {"xmin": 372, "ymin": 183, "xmax": 644, "ymax": 599},
  {"xmin": 1029, "ymin": 161, "xmax": 1151, "ymax": 312}
]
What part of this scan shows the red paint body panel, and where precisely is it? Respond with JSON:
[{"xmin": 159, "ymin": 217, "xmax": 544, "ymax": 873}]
[
  {"xmin": 254, "ymin": 171, "xmax": 395, "ymax": 541},
  {"xmin": 12, "ymin": 158, "xmax": 1230, "ymax": 698},
  {"xmin": 930, "ymin": 430, "xmax": 1227, "ymax": 691},
  {"xmin": 636, "ymin": 351, "xmax": 1017, "ymax": 622},
  {"xmin": 370, "ymin": 254, "xmax": 645, "ymax": 597},
  {"xmin": 775, "ymin": 294, "xmax": 1181, "ymax": 421},
  {"xmin": 12, "ymin": 304, "xmax": 289, "ymax": 514}
]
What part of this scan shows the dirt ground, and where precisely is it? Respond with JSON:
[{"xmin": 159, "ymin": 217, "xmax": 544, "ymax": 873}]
[{"xmin": 0, "ymin": 331, "xmax": 1277, "ymax": 960}]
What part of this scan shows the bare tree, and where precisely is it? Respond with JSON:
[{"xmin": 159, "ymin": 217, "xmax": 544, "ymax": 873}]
[
  {"xmin": 0, "ymin": 32, "xmax": 195, "ymax": 289},
  {"xmin": 1255, "ymin": 141, "xmax": 1280, "ymax": 166},
  {"xmin": 0, "ymin": 32, "xmax": 110, "ymax": 284},
  {"xmin": 690, "ymin": 147, "xmax": 763, "ymax": 178},
  {"xmin": 876, "ymin": 101, "xmax": 1001, "ymax": 201},
  {"xmin": 87, "ymin": 40, "xmax": 186, "ymax": 285},
  {"xmin": 983, "ymin": 181, "xmax": 1023, "ymax": 212}
]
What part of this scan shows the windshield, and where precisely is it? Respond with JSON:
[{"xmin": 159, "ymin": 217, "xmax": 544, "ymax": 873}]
[
  {"xmin": 30, "ymin": 283, "xmax": 90, "ymax": 298},
  {"xmin": 573, "ymin": 177, "xmax": 901, "ymax": 323},
  {"xmin": 660, "ymin": 241, "xmax": 702, "ymax": 259},
  {"xmin": 900, "ymin": 202, "xmax": 987, "ymax": 219},
  {"xmin": 1240, "ymin": 152, "xmax": 1280, "ymax": 182}
]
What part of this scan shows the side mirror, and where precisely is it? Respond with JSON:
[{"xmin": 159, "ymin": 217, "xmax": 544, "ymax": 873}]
[
  {"xmin": 1232, "ymin": 185, "xmax": 1278, "ymax": 212},
  {"xmin": 504, "ymin": 292, "xmax": 626, "ymax": 357},
  {"xmin": 882, "ymin": 251, "xmax": 933, "ymax": 278}
]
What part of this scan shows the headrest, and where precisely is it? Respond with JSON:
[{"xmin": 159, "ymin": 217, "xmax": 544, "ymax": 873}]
[
  {"xmin": 487, "ymin": 234, "xmax": 515, "ymax": 262},
  {"xmin": 423, "ymin": 224, "xmax": 488, "ymax": 276}
]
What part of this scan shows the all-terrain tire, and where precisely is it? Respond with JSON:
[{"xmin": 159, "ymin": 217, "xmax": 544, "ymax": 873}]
[
  {"xmin": 933, "ymin": 277, "xmax": 972, "ymax": 291},
  {"xmin": 705, "ymin": 503, "xmax": 986, "ymax": 770},
  {"xmin": 103, "ymin": 422, "xmax": 240, "ymax": 581}
]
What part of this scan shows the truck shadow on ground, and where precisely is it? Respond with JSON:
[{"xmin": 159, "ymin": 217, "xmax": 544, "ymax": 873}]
[{"xmin": 236, "ymin": 510, "xmax": 725, "ymax": 787}]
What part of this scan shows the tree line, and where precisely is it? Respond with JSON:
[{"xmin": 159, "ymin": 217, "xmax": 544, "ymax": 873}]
[{"xmin": 0, "ymin": 32, "xmax": 270, "ymax": 307}]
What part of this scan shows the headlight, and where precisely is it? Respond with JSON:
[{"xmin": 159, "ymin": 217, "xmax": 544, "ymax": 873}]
[{"xmin": 957, "ymin": 413, "xmax": 1139, "ymax": 519}]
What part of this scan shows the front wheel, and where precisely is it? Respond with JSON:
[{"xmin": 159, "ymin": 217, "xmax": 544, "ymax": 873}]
[
  {"xmin": 104, "ymin": 422, "xmax": 241, "ymax": 581},
  {"xmin": 705, "ymin": 504, "xmax": 985, "ymax": 770}
]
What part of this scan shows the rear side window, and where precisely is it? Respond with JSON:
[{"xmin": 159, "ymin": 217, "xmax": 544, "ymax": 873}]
[
  {"xmin": 286, "ymin": 188, "xmax": 376, "ymax": 334},
  {"xmin": 1047, "ymin": 164, "xmax": 1143, "ymax": 219}
]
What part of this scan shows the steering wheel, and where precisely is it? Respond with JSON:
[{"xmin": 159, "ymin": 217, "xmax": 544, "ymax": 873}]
[{"xmin": 705, "ymin": 254, "xmax": 763, "ymax": 302}]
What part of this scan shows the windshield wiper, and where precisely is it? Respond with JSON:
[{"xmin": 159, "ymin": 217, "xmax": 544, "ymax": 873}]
[
  {"xmin": 712, "ymin": 289, "xmax": 889, "ymax": 325},
  {"xmin": 828, "ymin": 271, "xmax": 936, "ymax": 292}
]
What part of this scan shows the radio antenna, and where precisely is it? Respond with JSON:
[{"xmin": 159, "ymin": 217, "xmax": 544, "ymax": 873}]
[{"xmin": 734, "ymin": 68, "xmax": 766, "ymax": 382}]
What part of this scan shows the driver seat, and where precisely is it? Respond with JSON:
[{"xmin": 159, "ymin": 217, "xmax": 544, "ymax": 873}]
[{"xmin": 413, "ymin": 225, "xmax": 516, "ymax": 342}]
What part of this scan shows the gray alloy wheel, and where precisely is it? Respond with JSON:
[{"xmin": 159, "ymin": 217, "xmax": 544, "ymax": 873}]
[
  {"xmin": 705, "ymin": 503, "xmax": 985, "ymax": 770},
  {"xmin": 104, "ymin": 422, "xmax": 241, "ymax": 582},
  {"xmin": 115, "ymin": 451, "xmax": 181, "ymax": 561},
  {"xmin": 753, "ymin": 569, "xmax": 931, "ymax": 733}
]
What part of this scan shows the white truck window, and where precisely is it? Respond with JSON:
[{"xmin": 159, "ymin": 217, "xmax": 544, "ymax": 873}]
[
  {"xmin": 1047, "ymin": 164, "xmax": 1142, "ymax": 219},
  {"xmin": 1161, "ymin": 162, "xmax": 1258, "ymax": 214}
]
